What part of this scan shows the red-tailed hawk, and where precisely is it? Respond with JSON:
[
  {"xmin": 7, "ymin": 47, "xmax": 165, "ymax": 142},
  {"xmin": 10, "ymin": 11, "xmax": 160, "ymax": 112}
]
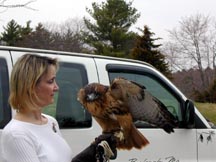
[
  {"xmin": 77, "ymin": 83, "xmax": 149, "ymax": 150},
  {"xmin": 109, "ymin": 77, "xmax": 178, "ymax": 133}
]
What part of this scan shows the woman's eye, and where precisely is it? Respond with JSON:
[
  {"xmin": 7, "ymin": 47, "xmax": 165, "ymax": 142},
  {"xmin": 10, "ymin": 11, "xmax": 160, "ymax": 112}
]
[{"xmin": 48, "ymin": 79, "xmax": 54, "ymax": 84}]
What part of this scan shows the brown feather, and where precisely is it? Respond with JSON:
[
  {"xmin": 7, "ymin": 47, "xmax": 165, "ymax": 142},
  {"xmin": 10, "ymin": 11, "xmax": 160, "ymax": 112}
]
[{"xmin": 114, "ymin": 112, "xmax": 149, "ymax": 150}]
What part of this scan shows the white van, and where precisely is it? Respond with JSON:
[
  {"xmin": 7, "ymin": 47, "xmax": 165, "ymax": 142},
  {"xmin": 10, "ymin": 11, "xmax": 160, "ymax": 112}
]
[{"xmin": 0, "ymin": 46, "xmax": 215, "ymax": 162}]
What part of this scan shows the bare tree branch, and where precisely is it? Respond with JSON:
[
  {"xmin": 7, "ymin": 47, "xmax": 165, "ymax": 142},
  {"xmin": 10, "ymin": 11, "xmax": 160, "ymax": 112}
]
[
  {"xmin": 165, "ymin": 13, "xmax": 216, "ymax": 89},
  {"xmin": 0, "ymin": 0, "xmax": 37, "ymax": 11}
]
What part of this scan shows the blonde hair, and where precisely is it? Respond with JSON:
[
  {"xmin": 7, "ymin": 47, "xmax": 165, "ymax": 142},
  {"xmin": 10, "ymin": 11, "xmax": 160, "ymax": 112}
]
[{"xmin": 9, "ymin": 54, "xmax": 58, "ymax": 111}]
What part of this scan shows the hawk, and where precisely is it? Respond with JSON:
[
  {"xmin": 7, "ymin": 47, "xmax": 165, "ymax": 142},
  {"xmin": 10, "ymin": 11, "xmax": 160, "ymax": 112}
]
[
  {"xmin": 77, "ymin": 83, "xmax": 149, "ymax": 150},
  {"xmin": 109, "ymin": 77, "xmax": 179, "ymax": 133}
]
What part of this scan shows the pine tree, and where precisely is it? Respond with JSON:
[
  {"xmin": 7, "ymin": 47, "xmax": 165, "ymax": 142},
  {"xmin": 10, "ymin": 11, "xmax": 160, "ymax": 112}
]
[
  {"xmin": 1, "ymin": 20, "xmax": 33, "ymax": 46},
  {"xmin": 83, "ymin": 0, "xmax": 140, "ymax": 57},
  {"xmin": 131, "ymin": 25, "xmax": 172, "ymax": 78},
  {"xmin": 1, "ymin": 19, "xmax": 21, "ymax": 46}
]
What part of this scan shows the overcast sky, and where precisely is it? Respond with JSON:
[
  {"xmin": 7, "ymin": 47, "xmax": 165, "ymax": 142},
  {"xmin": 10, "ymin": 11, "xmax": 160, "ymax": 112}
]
[{"xmin": 0, "ymin": 0, "xmax": 216, "ymax": 41}]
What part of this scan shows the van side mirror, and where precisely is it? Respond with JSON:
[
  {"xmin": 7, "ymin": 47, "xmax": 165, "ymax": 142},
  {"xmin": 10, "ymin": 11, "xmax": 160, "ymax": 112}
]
[{"xmin": 183, "ymin": 100, "xmax": 195, "ymax": 128}]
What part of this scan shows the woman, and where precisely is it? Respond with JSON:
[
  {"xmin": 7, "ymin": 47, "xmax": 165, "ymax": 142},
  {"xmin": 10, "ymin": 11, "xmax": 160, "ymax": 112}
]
[{"xmin": 0, "ymin": 54, "xmax": 116, "ymax": 162}]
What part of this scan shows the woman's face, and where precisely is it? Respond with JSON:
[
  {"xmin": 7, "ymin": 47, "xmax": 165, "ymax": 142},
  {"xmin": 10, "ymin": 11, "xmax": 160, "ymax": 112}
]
[{"xmin": 35, "ymin": 65, "xmax": 59, "ymax": 108}]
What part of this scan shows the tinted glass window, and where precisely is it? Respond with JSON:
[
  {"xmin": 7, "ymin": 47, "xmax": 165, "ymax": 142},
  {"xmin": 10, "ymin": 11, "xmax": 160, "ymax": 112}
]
[
  {"xmin": 0, "ymin": 58, "xmax": 11, "ymax": 128},
  {"xmin": 43, "ymin": 62, "xmax": 91, "ymax": 128},
  {"xmin": 108, "ymin": 65, "xmax": 182, "ymax": 128}
]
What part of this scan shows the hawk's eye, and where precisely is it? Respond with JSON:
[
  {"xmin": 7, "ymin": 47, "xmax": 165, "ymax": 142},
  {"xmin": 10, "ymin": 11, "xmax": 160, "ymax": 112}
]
[
  {"xmin": 86, "ymin": 92, "xmax": 100, "ymax": 101},
  {"xmin": 86, "ymin": 93, "xmax": 95, "ymax": 101}
]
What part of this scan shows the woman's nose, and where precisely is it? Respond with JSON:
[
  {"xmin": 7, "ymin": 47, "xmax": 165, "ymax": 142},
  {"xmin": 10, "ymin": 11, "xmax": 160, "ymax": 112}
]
[{"xmin": 54, "ymin": 82, "xmax": 59, "ymax": 91}]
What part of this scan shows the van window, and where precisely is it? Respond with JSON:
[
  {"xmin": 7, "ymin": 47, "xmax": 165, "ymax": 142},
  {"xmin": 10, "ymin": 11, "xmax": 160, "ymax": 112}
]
[
  {"xmin": 43, "ymin": 62, "xmax": 91, "ymax": 128},
  {"xmin": 0, "ymin": 58, "xmax": 11, "ymax": 128},
  {"xmin": 107, "ymin": 64, "xmax": 182, "ymax": 128}
]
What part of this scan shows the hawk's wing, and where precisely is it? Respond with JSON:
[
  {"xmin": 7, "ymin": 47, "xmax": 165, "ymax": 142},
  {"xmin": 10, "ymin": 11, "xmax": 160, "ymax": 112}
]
[{"xmin": 109, "ymin": 77, "xmax": 179, "ymax": 133}]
